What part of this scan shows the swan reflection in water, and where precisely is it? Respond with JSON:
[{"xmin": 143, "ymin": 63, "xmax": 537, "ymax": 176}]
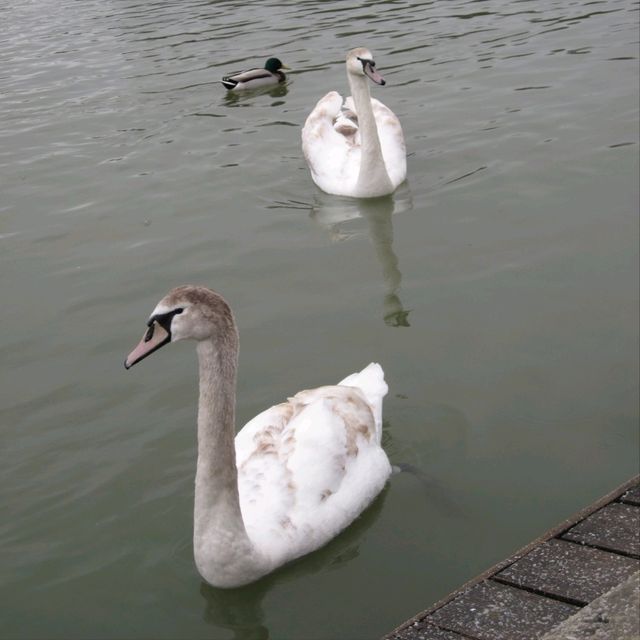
[
  {"xmin": 199, "ymin": 487, "xmax": 388, "ymax": 640},
  {"xmin": 310, "ymin": 188, "xmax": 412, "ymax": 327}
]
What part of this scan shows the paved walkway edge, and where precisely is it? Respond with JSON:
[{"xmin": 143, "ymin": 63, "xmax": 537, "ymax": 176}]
[
  {"xmin": 541, "ymin": 569, "xmax": 640, "ymax": 640},
  {"xmin": 384, "ymin": 474, "xmax": 640, "ymax": 639}
]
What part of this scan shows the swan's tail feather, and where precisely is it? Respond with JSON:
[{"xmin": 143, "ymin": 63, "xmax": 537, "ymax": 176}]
[{"xmin": 338, "ymin": 363, "xmax": 387, "ymax": 440}]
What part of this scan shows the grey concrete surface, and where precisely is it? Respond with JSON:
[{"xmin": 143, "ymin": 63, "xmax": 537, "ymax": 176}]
[{"xmin": 541, "ymin": 570, "xmax": 640, "ymax": 640}]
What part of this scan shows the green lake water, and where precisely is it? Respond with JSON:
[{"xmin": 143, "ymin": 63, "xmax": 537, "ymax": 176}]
[{"xmin": 1, "ymin": 1, "xmax": 638, "ymax": 638}]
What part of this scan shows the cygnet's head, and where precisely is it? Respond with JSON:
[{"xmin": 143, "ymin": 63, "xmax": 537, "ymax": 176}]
[{"xmin": 124, "ymin": 285, "xmax": 237, "ymax": 369}]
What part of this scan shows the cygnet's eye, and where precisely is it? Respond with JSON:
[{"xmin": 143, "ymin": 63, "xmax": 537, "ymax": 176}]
[
  {"xmin": 149, "ymin": 307, "xmax": 185, "ymax": 335},
  {"xmin": 143, "ymin": 324, "xmax": 155, "ymax": 342}
]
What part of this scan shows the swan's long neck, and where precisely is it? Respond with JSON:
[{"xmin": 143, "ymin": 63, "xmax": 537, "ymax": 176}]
[
  {"xmin": 193, "ymin": 337, "xmax": 268, "ymax": 587},
  {"xmin": 348, "ymin": 72, "xmax": 393, "ymax": 197}
]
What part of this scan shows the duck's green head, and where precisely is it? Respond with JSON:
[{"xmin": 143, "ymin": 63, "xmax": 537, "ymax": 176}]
[{"xmin": 264, "ymin": 57, "xmax": 288, "ymax": 72}]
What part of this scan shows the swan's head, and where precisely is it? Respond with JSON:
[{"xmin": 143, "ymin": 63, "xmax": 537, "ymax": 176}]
[
  {"xmin": 346, "ymin": 47, "xmax": 385, "ymax": 85},
  {"xmin": 124, "ymin": 285, "xmax": 236, "ymax": 369}
]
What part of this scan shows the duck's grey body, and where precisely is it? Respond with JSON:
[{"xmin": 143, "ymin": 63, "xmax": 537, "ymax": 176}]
[{"xmin": 222, "ymin": 57, "xmax": 288, "ymax": 91}]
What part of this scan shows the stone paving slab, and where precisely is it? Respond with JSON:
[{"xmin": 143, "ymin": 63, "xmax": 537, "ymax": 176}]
[
  {"xmin": 541, "ymin": 570, "xmax": 640, "ymax": 640},
  {"xmin": 391, "ymin": 623, "xmax": 466, "ymax": 640},
  {"xmin": 384, "ymin": 475, "xmax": 640, "ymax": 640},
  {"xmin": 620, "ymin": 485, "xmax": 640, "ymax": 506},
  {"xmin": 495, "ymin": 538, "xmax": 640, "ymax": 605},
  {"xmin": 562, "ymin": 502, "xmax": 640, "ymax": 557},
  {"xmin": 428, "ymin": 581, "xmax": 579, "ymax": 640}
]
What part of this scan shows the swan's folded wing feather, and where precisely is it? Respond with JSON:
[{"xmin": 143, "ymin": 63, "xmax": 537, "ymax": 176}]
[
  {"xmin": 371, "ymin": 98, "xmax": 407, "ymax": 188},
  {"xmin": 284, "ymin": 386, "xmax": 391, "ymax": 554},
  {"xmin": 235, "ymin": 402, "xmax": 295, "ymax": 467},
  {"xmin": 301, "ymin": 91, "xmax": 360, "ymax": 193},
  {"xmin": 236, "ymin": 386, "xmax": 372, "ymax": 509},
  {"xmin": 338, "ymin": 361, "xmax": 388, "ymax": 440},
  {"xmin": 236, "ymin": 381, "xmax": 390, "ymax": 562},
  {"xmin": 235, "ymin": 402, "xmax": 298, "ymax": 552}
]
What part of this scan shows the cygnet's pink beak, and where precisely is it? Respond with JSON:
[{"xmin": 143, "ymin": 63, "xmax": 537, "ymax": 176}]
[{"xmin": 124, "ymin": 321, "xmax": 170, "ymax": 369}]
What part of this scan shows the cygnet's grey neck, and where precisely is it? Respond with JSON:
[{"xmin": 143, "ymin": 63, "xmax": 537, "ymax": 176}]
[{"xmin": 193, "ymin": 338, "xmax": 269, "ymax": 587}]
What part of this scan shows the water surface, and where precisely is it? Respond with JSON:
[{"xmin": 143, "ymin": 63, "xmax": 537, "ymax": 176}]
[{"xmin": 1, "ymin": 1, "xmax": 638, "ymax": 638}]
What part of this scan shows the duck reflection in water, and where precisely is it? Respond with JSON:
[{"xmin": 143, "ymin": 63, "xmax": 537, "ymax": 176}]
[
  {"xmin": 222, "ymin": 82, "xmax": 289, "ymax": 106},
  {"xmin": 199, "ymin": 487, "xmax": 388, "ymax": 640},
  {"xmin": 310, "ymin": 188, "xmax": 412, "ymax": 327}
]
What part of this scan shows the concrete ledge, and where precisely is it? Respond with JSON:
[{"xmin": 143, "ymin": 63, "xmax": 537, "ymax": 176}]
[
  {"xmin": 541, "ymin": 570, "xmax": 640, "ymax": 640},
  {"xmin": 384, "ymin": 475, "xmax": 640, "ymax": 640}
]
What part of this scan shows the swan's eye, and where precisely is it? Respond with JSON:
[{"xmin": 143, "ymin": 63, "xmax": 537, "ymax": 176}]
[{"xmin": 175, "ymin": 307, "xmax": 184, "ymax": 314}]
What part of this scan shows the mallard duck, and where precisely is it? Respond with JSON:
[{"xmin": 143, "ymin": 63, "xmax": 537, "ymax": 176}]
[
  {"xmin": 221, "ymin": 57, "xmax": 289, "ymax": 91},
  {"xmin": 124, "ymin": 285, "xmax": 391, "ymax": 588},
  {"xmin": 302, "ymin": 48, "xmax": 406, "ymax": 198}
]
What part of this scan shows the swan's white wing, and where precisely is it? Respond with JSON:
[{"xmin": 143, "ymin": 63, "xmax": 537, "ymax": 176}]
[
  {"xmin": 301, "ymin": 91, "xmax": 361, "ymax": 196},
  {"xmin": 235, "ymin": 364, "xmax": 391, "ymax": 565},
  {"xmin": 371, "ymin": 97, "xmax": 407, "ymax": 189},
  {"xmin": 235, "ymin": 402, "xmax": 297, "ymax": 559}
]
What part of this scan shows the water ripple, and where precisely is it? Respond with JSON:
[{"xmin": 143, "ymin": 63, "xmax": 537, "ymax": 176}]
[{"xmin": 0, "ymin": 0, "xmax": 638, "ymax": 638}]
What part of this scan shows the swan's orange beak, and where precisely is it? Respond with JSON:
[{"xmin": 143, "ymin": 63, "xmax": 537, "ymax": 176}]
[{"xmin": 124, "ymin": 321, "xmax": 170, "ymax": 369}]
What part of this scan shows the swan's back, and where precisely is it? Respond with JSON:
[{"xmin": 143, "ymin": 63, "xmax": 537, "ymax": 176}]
[
  {"xmin": 302, "ymin": 92, "xmax": 406, "ymax": 197},
  {"xmin": 235, "ymin": 363, "xmax": 391, "ymax": 566},
  {"xmin": 302, "ymin": 91, "xmax": 362, "ymax": 196}
]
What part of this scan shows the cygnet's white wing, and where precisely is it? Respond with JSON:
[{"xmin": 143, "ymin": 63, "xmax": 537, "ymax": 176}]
[
  {"xmin": 235, "ymin": 363, "xmax": 390, "ymax": 567},
  {"xmin": 301, "ymin": 91, "xmax": 361, "ymax": 196},
  {"xmin": 368, "ymin": 97, "xmax": 407, "ymax": 189}
]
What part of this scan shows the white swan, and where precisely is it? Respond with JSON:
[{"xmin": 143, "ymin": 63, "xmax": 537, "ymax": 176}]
[
  {"xmin": 124, "ymin": 285, "xmax": 391, "ymax": 588},
  {"xmin": 302, "ymin": 47, "xmax": 406, "ymax": 198}
]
